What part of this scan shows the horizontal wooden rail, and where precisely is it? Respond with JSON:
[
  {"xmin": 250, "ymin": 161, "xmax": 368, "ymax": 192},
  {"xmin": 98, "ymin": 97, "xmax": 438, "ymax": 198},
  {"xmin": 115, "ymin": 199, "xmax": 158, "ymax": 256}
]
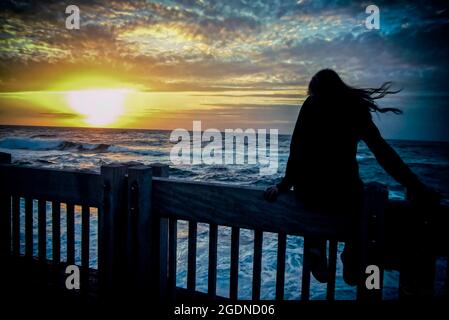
[
  {"xmin": 152, "ymin": 178, "xmax": 449, "ymax": 247},
  {"xmin": 152, "ymin": 178, "xmax": 352, "ymax": 240},
  {"xmin": 0, "ymin": 164, "xmax": 103, "ymax": 207}
]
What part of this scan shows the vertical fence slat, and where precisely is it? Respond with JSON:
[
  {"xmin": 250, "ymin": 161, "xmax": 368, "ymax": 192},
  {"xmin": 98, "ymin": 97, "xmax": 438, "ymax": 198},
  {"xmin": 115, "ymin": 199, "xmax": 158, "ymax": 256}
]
[
  {"xmin": 12, "ymin": 196, "xmax": 20, "ymax": 255},
  {"xmin": 357, "ymin": 183, "xmax": 387, "ymax": 301},
  {"xmin": 0, "ymin": 196, "xmax": 11, "ymax": 258},
  {"xmin": 301, "ymin": 237, "xmax": 311, "ymax": 301},
  {"xmin": 168, "ymin": 218, "xmax": 177, "ymax": 300},
  {"xmin": 99, "ymin": 165, "xmax": 128, "ymax": 295},
  {"xmin": 0, "ymin": 194, "xmax": 10, "ymax": 258},
  {"xmin": 159, "ymin": 218, "xmax": 169, "ymax": 299},
  {"xmin": 445, "ymin": 264, "xmax": 449, "ymax": 298},
  {"xmin": 0, "ymin": 152, "xmax": 11, "ymax": 258},
  {"xmin": 276, "ymin": 233, "xmax": 287, "ymax": 300},
  {"xmin": 66, "ymin": 204, "xmax": 75, "ymax": 265},
  {"xmin": 326, "ymin": 240, "xmax": 338, "ymax": 300},
  {"xmin": 25, "ymin": 198, "xmax": 33, "ymax": 258},
  {"xmin": 230, "ymin": 227, "xmax": 240, "ymax": 300},
  {"xmin": 38, "ymin": 199, "xmax": 46, "ymax": 261},
  {"xmin": 252, "ymin": 230, "xmax": 263, "ymax": 300},
  {"xmin": 150, "ymin": 164, "xmax": 169, "ymax": 301},
  {"xmin": 187, "ymin": 221, "xmax": 197, "ymax": 292},
  {"xmin": 127, "ymin": 167, "xmax": 152, "ymax": 294},
  {"xmin": 208, "ymin": 223, "xmax": 218, "ymax": 299},
  {"xmin": 52, "ymin": 201, "xmax": 61, "ymax": 264}
]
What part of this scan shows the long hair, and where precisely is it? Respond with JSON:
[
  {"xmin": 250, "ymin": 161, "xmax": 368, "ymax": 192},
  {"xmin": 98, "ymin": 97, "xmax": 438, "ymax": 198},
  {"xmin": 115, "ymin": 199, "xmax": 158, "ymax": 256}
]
[{"xmin": 308, "ymin": 69, "xmax": 403, "ymax": 114}]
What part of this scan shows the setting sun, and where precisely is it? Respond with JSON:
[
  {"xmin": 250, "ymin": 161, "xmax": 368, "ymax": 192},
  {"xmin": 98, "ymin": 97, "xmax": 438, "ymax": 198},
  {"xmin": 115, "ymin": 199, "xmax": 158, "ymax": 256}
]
[{"xmin": 66, "ymin": 89, "xmax": 133, "ymax": 126}]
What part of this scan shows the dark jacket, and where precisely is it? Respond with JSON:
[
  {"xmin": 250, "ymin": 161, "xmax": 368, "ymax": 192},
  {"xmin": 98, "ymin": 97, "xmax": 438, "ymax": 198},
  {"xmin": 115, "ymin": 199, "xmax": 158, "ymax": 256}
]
[{"xmin": 277, "ymin": 96, "xmax": 421, "ymax": 214}]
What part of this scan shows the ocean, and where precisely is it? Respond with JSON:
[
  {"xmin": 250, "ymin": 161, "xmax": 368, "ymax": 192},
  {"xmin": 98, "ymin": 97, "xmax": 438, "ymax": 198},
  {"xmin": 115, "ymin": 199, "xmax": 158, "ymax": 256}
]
[{"xmin": 0, "ymin": 125, "xmax": 448, "ymax": 300}]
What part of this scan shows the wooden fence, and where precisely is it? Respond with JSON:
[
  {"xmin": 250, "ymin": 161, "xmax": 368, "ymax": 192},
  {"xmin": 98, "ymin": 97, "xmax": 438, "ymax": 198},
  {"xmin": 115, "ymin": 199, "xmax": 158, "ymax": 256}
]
[{"xmin": 0, "ymin": 151, "xmax": 448, "ymax": 302}]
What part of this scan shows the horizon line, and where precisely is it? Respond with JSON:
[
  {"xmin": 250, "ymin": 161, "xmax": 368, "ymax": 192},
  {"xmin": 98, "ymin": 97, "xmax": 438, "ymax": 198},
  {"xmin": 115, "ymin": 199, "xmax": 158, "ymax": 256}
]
[{"xmin": 1, "ymin": 124, "xmax": 448, "ymax": 143}]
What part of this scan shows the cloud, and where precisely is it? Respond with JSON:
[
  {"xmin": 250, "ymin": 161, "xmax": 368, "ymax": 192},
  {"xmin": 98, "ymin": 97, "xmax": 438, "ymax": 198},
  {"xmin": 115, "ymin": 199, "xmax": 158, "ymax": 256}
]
[
  {"xmin": 39, "ymin": 112, "xmax": 80, "ymax": 119},
  {"xmin": 0, "ymin": 0, "xmax": 448, "ymax": 95}
]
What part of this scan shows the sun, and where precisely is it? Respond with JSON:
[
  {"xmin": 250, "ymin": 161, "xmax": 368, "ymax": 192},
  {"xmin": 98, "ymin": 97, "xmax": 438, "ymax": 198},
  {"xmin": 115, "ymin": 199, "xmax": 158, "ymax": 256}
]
[{"xmin": 66, "ymin": 89, "xmax": 133, "ymax": 126}]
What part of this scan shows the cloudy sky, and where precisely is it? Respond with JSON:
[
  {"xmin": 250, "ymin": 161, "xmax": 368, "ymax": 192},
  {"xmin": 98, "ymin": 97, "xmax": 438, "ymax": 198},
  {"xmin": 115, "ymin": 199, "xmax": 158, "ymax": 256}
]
[{"xmin": 0, "ymin": 0, "xmax": 448, "ymax": 140}]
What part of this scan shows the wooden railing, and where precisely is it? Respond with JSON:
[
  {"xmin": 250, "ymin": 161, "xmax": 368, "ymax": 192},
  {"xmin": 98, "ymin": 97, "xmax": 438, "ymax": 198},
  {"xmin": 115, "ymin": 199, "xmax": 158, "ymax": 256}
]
[{"xmin": 0, "ymin": 151, "xmax": 448, "ymax": 302}]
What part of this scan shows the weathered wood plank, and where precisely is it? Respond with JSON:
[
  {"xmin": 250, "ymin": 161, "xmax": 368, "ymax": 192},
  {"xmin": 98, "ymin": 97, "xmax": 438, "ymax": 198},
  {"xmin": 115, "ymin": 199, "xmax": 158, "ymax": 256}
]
[
  {"xmin": 38, "ymin": 199, "xmax": 46, "ymax": 261},
  {"xmin": 168, "ymin": 218, "xmax": 177, "ymax": 300},
  {"xmin": 208, "ymin": 223, "xmax": 218, "ymax": 299},
  {"xmin": 151, "ymin": 163, "xmax": 169, "ymax": 178},
  {"xmin": 153, "ymin": 178, "xmax": 352, "ymax": 240},
  {"xmin": 326, "ymin": 240, "xmax": 338, "ymax": 300},
  {"xmin": 12, "ymin": 196, "xmax": 20, "ymax": 255},
  {"xmin": 52, "ymin": 201, "xmax": 61, "ymax": 264},
  {"xmin": 151, "ymin": 164, "xmax": 170, "ymax": 301},
  {"xmin": 230, "ymin": 227, "xmax": 240, "ymax": 300},
  {"xmin": 99, "ymin": 165, "xmax": 128, "ymax": 293},
  {"xmin": 127, "ymin": 166, "xmax": 157, "ymax": 296},
  {"xmin": 0, "ymin": 153, "xmax": 11, "ymax": 258},
  {"xmin": 0, "ymin": 195, "xmax": 11, "ymax": 257},
  {"xmin": 187, "ymin": 221, "xmax": 197, "ymax": 292},
  {"xmin": 444, "ymin": 260, "xmax": 449, "ymax": 298},
  {"xmin": 275, "ymin": 233, "xmax": 286, "ymax": 300},
  {"xmin": 154, "ymin": 178, "xmax": 449, "ymax": 249},
  {"xmin": 0, "ymin": 153, "xmax": 11, "ymax": 259},
  {"xmin": 252, "ymin": 230, "xmax": 263, "ymax": 300},
  {"xmin": 159, "ymin": 218, "xmax": 169, "ymax": 300},
  {"xmin": 25, "ymin": 198, "xmax": 33, "ymax": 258},
  {"xmin": 0, "ymin": 165, "xmax": 103, "ymax": 207},
  {"xmin": 66, "ymin": 204, "xmax": 75, "ymax": 265},
  {"xmin": 357, "ymin": 182, "xmax": 388, "ymax": 301}
]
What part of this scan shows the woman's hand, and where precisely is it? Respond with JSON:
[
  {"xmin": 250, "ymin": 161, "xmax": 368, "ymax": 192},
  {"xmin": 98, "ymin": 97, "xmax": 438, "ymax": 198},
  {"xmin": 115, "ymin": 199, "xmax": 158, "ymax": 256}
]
[
  {"xmin": 407, "ymin": 183, "xmax": 441, "ymax": 224},
  {"xmin": 407, "ymin": 183, "xmax": 441, "ymax": 207},
  {"xmin": 264, "ymin": 186, "xmax": 279, "ymax": 202}
]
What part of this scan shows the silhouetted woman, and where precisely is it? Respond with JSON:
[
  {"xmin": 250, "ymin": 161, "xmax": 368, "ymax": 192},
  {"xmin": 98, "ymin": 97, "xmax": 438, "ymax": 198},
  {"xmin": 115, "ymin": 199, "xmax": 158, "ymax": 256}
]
[{"xmin": 264, "ymin": 69, "xmax": 438, "ymax": 285}]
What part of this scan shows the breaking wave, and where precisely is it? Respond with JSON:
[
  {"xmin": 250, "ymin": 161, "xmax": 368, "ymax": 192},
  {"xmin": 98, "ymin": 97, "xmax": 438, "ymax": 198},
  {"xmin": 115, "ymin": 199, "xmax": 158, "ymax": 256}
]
[{"xmin": 0, "ymin": 137, "xmax": 167, "ymax": 156}]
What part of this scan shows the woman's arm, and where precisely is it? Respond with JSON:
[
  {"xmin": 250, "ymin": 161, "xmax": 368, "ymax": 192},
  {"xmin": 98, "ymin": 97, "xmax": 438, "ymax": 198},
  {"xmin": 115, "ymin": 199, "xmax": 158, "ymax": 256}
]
[
  {"xmin": 276, "ymin": 98, "xmax": 309, "ymax": 192},
  {"xmin": 361, "ymin": 116, "xmax": 425, "ymax": 192},
  {"xmin": 265, "ymin": 98, "xmax": 310, "ymax": 201}
]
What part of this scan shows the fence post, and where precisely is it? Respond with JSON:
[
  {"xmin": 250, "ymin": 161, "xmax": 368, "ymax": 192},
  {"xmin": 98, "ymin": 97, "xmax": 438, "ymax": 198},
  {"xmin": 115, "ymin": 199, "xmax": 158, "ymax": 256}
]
[
  {"xmin": 127, "ymin": 166, "xmax": 153, "ymax": 293},
  {"xmin": 357, "ymin": 182, "xmax": 388, "ymax": 301},
  {"xmin": 398, "ymin": 189, "xmax": 437, "ymax": 298},
  {"xmin": 99, "ymin": 164, "xmax": 128, "ymax": 298},
  {"xmin": 0, "ymin": 152, "xmax": 12, "ymax": 260},
  {"xmin": 126, "ymin": 163, "xmax": 169, "ymax": 303},
  {"xmin": 152, "ymin": 164, "xmax": 169, "ymax": 302}
]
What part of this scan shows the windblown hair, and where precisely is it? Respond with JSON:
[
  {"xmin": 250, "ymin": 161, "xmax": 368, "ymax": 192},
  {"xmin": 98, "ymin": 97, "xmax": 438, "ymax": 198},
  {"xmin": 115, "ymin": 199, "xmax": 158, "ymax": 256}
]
[{"xmin": 308, "ymin": 69, "xmax": 403, "ymax": 114}]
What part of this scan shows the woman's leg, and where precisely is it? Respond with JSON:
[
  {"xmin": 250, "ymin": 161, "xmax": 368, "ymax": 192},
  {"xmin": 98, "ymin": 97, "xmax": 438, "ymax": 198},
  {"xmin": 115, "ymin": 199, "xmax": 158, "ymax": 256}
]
[
  {"xmin": 341, "ymin": 241, "xmax": 359, "ymax": 286},
  {"xmin": 307, "ymin": 238, "xmax": 328, "ymax": 283},
  {"xmin": 341, "ymin": 193, "xmax": 364, "ymax": 286}
]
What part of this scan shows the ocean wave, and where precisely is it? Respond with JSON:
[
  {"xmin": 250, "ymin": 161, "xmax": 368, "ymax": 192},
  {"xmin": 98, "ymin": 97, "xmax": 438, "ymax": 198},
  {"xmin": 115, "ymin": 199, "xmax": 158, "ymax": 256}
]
[
  {"xmin": 0, "ymin": 137, "xmax": 109, "ymax": 152},
  {"xmin": 107, "ymin": 145, "xmax": 167, "ymax": 156},
  {"xmin": 0, "ymin": 137, "xmax": 170, "ymax": 157},
  {"xmin": 30, "ymin": 134, "xmax": 57, "ymax": 139},
  {"xmin": 0, "ymin": 137, "xmax": 64, "ymax": 150}
]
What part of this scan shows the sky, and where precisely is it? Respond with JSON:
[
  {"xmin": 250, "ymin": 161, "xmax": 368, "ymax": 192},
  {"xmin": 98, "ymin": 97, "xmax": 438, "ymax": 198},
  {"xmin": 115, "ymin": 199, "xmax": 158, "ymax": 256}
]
[{"xmin": 0, "ymin": 0, "xmax": 448, "ymax": 140}]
